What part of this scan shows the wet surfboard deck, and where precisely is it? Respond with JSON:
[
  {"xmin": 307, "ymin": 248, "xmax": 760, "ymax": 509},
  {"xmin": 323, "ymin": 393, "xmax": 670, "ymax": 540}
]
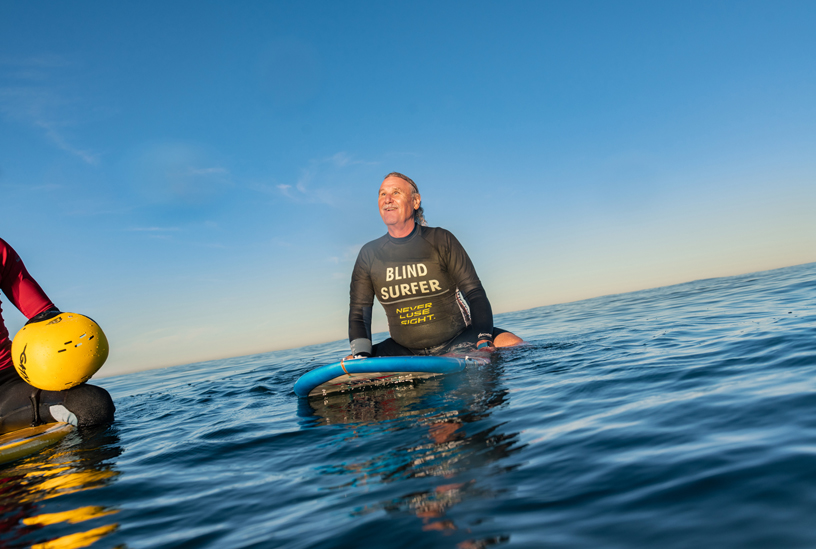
[
  {"xmin": 0, "ymin": 422, "xmax": 74, "ymax": 466},
  {"xmin": 294, "ymin": 355, "xmax": 489, "ymax": 398}
]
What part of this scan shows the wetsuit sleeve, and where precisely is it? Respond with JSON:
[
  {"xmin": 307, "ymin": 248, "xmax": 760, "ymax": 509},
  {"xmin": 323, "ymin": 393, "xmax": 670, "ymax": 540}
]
[
  {"xmin": 464, "ymin": 285, "xmax": 493, "ymax": 340},
  {"xmin": 0, "ymin": 238, "xmax": 55, "ymax": 319},
  {"xmin": 439, "ymin": 230, "xmax": 494, "ymax": 339},
  {"xmin": 348, "ymin": 248, "xmax": 375, "ymax": 355}
]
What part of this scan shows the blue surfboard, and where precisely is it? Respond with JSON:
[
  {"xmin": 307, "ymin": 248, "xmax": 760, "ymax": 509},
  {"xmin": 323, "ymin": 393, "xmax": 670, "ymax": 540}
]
[{"xmin": 294, "ymin": 355, "xmax": 489, "ymax": 398}]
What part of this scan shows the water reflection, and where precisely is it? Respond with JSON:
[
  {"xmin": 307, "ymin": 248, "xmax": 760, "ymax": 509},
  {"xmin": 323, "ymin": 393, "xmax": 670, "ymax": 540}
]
[
  {"xmin": 0, "ymin": 426, "xmax": 123, "ymax": 549},
  {"xmin": 298, "ymin": 360, "xmax": 524, "ymax": 544}
]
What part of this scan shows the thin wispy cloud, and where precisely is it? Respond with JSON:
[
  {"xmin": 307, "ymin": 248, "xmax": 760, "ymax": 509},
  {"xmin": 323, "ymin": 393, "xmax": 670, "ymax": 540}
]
[
  {"xmin": 270, "ymin": 237, "xmax": 293, "ymax": 248},
  {"xmin": 127, "ymin": 227, "xmax": 182, "ymax": 232},
  {"xmin": 0, "ymin": 55, "xmax": 100, "ymax": 165},
  {"xmin": 294, "ymin": 164, "xmax": 316, "ymax": 195},
  {"xmin": 249, "ymin": 153, "xmax": 377, "ymax": 203},
  {"xmin": 189, "ymin": 167, "xmax": 229, "ymax": 176},
  {"xmin": 327, "ymin": 243, "xmax": 364, "ymax": 265},
  {"xmin": 63, "ymin": 204, "xmax": 135, "ymax": 217},
  {"xmin": 200, "ymin": 242, "xmax": 227, "ymax": 250},
  {"xmin": 276, "ymin": 152, "xmax": 380, "ymax": 205},
  {"xmin": 126, "ymin": 225, "xmax": 227, "ymax": 250},
  {"xmin": 0, "ymin": 54, "xmax": 73, "ymax": 69},
  {"xmin": 34, "ymin": 119, "xmax": 99, "ymax": 164},
  {"xmin": 327, "ymin": 151, "xmax": 377, "ymax": 168},
  {"xmin": 131, "ymin": 143, "xmax": 235, "ymax": 206},
  {"xmin": 0, "ymin": 181, "xmax": 64, "ymax": 192},
  {"xmin": 329, "ymin": 243, "xmax": 365, "ymax": 280}
]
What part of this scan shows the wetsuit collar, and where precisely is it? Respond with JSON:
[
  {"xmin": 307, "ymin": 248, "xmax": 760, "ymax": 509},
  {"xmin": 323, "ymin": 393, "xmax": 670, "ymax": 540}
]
[{"xmin": 386, "ymin": 222, "xmax": 420, "ymax": 245}]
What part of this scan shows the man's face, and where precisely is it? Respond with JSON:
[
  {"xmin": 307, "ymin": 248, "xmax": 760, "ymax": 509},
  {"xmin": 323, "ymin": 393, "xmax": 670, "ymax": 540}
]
[{"xmin": 378, "ymin": 176, "xmax": 419, "ymax": 227}]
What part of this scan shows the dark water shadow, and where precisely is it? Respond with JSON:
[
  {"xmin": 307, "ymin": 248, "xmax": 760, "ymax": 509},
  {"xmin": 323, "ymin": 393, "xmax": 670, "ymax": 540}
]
[{"xmin": 296, "ymin": 356, "xmax": 526, "ymax": 546}]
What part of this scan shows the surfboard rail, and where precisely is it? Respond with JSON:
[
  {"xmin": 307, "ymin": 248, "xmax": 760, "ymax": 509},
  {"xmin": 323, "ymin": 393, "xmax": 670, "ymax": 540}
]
[{"xmin": 294, "ymin": 355, "xmax": 489, "ymax": 398}]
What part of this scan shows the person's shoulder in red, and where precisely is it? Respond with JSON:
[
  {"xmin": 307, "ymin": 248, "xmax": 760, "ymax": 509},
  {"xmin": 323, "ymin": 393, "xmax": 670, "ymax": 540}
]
[
  {"xmin": 0, "ymin": 237, "xmax": 55, "ymax": 319},
  {"xmin": 0, "ymin": 237, "xmax": 16, "ymax": 267}
]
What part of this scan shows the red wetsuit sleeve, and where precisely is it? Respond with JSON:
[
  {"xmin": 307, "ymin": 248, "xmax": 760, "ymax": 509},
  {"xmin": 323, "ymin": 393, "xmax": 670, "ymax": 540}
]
[
  {"xmin": 0, "ymin": 238, "xmax": 56, "ymax": 370},
  {"xmin": 0, "ymin": 238, "xmax": 56, "ymax": 323}
]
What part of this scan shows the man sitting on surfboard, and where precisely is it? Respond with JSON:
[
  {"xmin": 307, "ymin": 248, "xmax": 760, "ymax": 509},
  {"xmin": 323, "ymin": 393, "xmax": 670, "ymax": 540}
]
[
  {"xmin": 0, "ymin": 237, "xmax": 114, "ymax": 434},
  {"xmin": 347, "ymin": 172, "xmax": 522, "ymax": 359}
]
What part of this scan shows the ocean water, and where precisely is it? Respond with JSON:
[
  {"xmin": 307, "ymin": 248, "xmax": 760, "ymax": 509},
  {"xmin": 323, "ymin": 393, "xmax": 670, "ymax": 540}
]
[{"xmin": 1, "ymin": 262, "xmax": 815, "ymax": 548}]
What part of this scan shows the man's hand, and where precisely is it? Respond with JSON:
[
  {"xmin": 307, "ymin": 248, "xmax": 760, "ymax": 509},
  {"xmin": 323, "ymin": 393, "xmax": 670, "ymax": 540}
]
[
  {"xmin": 344, "ymin": 352, "xmax": 372, "ymax": 360},
  {"xmin": 476, "ymin": 339, "xmax": 495, "ymax": 352}
]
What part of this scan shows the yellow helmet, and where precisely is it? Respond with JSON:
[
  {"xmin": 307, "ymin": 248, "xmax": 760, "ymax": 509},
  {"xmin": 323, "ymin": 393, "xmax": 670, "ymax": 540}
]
[{"xmin": 12, "ymin": 313, "xmax": 109, "ymax": 391}]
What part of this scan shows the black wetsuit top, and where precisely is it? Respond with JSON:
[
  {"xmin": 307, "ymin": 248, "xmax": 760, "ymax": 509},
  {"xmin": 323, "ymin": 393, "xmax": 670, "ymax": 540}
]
[{"xmin": 349, "ymin": 225, "xmax": 493, "ymax": 355}]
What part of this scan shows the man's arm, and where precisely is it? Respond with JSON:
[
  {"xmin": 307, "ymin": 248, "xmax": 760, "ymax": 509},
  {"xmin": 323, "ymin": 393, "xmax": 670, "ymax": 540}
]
[
  {"xmin": 348, "ymin": 251, "xmax": 375, "ymax": 357},
  {"xmin": 463, "ymin": 285, "xmax": 494, "ymax": 348},
  {"xmin": 440, "ymin": 230, "xmax": 495, "ymax": 347},
  {"xmin": 348, "ymin": 305, "xmax": 373, "ymax": 356}
]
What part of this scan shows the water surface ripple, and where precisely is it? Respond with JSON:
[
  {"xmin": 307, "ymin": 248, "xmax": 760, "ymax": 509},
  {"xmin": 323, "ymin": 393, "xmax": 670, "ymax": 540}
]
[{"xmin": 2, "ymin": 262, "xmax": 814, "ymax": 548}]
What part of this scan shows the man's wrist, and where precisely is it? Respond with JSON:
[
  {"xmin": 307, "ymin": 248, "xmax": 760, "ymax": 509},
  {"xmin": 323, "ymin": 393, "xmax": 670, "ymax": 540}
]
[
  {"xmin": 350, "ymin": 338, "xmax": 373, "ymax": 357},
  {"xmin": 477, "ymin": 333, "xmax": 494, "ymax": 349}
]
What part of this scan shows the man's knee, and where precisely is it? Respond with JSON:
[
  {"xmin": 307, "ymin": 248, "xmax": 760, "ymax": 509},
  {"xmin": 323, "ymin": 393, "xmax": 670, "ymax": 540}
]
[
  {"xmin": 494, "ymin": 331, "xmax": 524, "ymax": 347},
  {"xmin": 64, "ymin": 384, "xmax": 115, "ymax": 427},
  {"xmin": 0, "ymin": 381, "xmax": 114, "ymax": 433},
  {"xmin": 45, "ymin": 384, "xmax": 115, "ymax": 427}
]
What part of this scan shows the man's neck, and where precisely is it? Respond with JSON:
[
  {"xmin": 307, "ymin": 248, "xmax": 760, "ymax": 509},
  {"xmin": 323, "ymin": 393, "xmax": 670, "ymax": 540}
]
[{"xmin": 387, "ymin": 219, "xmax": 416, "ymax": 238}]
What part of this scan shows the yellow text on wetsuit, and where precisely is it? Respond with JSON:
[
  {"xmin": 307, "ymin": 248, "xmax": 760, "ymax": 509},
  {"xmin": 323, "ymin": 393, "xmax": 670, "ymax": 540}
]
[{"xmin": 397, "ymin": 303, "xmax": 435, "ymax": 325}]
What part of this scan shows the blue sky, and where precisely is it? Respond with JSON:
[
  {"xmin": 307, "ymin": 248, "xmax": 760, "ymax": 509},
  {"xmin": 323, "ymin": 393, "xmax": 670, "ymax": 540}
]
[{"xmin": 1, "ymin": 1, "xmax": 814, "ymax": 376}]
